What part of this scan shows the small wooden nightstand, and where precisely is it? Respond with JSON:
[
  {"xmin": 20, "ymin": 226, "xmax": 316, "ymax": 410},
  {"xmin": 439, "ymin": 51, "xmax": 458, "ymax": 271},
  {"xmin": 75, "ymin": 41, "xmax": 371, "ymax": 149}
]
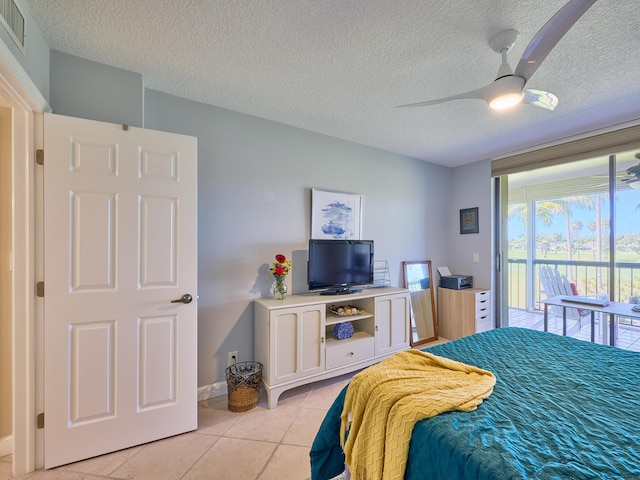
[{"xmin": 437, "ymin": 287, "xmax": 492, "ymax": 340}]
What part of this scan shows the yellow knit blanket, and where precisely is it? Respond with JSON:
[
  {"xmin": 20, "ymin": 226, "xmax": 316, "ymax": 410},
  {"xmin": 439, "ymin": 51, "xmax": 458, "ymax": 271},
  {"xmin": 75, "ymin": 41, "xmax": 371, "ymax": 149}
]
[{"xmin": 340, "ymin": 349, "xmax": 496, "ymax": 480}]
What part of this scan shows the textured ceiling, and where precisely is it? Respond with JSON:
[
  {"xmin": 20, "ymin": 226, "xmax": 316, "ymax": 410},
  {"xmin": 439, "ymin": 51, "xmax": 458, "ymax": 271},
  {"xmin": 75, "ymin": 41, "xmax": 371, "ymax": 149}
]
[{"xmin": 23, "ymin": 0, "xmax": 640, "ymax": 167}]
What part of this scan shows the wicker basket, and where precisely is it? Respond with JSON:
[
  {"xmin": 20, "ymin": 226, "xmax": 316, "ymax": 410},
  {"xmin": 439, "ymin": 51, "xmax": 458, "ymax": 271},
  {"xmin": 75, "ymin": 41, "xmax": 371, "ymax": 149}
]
[{"xmin": 225, "ymin": 361, "xmax": 263, "ymax": 412}]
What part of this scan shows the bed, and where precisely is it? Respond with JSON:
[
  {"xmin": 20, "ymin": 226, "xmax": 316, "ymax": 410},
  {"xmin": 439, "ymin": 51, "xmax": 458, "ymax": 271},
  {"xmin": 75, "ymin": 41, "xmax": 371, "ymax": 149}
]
[{"xmin": 310, "ymin": 327, "xmax": 640, "ymax": 480}]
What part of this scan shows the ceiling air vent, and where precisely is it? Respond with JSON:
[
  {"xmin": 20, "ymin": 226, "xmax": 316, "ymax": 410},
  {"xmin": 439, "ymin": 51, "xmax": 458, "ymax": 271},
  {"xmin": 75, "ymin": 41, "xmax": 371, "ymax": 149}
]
[{"xmin": 0, "ymin": 0, "xmax": 25, "ymax": 54}]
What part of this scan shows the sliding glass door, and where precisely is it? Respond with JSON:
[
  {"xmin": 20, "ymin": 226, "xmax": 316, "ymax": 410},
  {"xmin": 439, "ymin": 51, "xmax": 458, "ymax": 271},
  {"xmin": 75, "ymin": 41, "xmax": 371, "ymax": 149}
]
[
  {"xmin": 614, "ymin": 153, "xmax": 640, "ymax": 348},
  {"xmin": 496, "ymin": 149, "xmax": 640, "ymax": 348}
]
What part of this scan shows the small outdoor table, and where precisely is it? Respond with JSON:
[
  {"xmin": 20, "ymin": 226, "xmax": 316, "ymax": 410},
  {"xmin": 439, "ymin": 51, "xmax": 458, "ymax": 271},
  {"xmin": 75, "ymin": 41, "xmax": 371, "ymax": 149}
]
[{"xmin": 540, "ymin": 296, "xmax": 640, "ymax": 346}]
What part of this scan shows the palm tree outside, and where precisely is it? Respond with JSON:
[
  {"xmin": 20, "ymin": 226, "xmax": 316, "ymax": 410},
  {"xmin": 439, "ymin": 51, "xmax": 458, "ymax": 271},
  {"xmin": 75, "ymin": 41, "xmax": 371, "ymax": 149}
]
[{"xmin": 508, "ymin": 192, "xmax": 639, "ymax": 312}]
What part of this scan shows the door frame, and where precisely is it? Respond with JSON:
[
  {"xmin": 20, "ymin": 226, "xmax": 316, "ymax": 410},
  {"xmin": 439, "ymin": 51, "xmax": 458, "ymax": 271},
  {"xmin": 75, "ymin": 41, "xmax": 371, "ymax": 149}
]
[{"xmin": 0, "ymin": 41, "xmax": 50, "ymax": 475}]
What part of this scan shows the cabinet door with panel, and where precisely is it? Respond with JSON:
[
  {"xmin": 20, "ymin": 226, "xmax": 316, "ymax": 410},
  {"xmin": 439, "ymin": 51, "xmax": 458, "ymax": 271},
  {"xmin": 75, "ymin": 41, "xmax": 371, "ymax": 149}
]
[
  {"xmin": 374, "ymin": 293, "xmax": 410, "ymax": 355},
  {"xmin": 270, "ymin": 305, "xmax": 325, "ymax": 384}
]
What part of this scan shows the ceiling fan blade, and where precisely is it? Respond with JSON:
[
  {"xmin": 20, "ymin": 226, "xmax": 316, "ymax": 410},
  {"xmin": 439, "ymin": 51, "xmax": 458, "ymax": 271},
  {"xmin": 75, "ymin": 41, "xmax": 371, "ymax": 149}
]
[
  {"xmin": 523, "ymin": 88, "xmax": 559, "ymax": 111},
  {"xmin": 514, "ymin": 0, "xmax": 597, "ymax": 82},
  {"xmin": 627, "ymin": 164, "xmax": 640, "ymax": 176},
  {"xmin": 620, "ymin": 163, "xmax": 640, "ymax": 188},
  {"xmin": 395, "ymin": 86, "xmax": 488, "ymax": 108},
  {"xmin": 621, "ymin": 177, "xmax": 640, "ymax": 189}
]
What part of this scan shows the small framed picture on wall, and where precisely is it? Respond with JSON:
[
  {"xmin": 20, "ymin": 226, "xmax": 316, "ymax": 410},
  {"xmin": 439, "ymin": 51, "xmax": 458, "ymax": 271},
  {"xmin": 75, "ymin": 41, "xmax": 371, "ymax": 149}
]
[{"xmin": 460, "ymin": 207, "xmax": 479, "ymax": 234}]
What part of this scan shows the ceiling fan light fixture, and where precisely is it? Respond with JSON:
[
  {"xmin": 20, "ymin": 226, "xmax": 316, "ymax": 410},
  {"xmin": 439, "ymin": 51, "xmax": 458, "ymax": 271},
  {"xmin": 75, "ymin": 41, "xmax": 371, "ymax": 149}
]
[
  {"xmin": 395, "ymin": 1, "xmax": 596, "ymax": 112},
  {"xmin": 486, "ymin": 75, "xmax": 525, "ymax": 110},
  {"xmin": 489, "ymin": 92, "xmax": 524, "ymax": 110}
]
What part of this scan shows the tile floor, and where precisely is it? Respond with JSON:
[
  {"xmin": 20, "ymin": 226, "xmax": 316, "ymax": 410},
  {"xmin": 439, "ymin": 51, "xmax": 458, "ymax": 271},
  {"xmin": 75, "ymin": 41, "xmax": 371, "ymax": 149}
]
[{"xmin": 0, "ymin": 371, "xmax": 355, "ymax": 480}]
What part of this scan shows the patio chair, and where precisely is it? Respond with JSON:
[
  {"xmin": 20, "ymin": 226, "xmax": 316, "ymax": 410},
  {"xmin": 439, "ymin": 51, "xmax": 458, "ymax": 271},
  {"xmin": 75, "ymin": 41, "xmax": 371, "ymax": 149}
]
[{"xmin": 538, "ymin": 266, "xmax": 604, "ymax": 333}]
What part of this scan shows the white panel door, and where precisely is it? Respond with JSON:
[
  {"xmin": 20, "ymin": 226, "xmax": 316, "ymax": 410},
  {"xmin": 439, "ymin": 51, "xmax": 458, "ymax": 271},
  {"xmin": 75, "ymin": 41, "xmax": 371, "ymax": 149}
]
[{"xmin": 43, "ymin": 113, "xmax": 198, "ymax": 468}]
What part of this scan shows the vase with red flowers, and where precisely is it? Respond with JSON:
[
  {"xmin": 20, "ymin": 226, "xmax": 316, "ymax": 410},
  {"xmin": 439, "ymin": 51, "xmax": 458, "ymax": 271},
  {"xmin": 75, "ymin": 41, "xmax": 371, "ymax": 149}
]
[{"xmin": 269, "ymin": 254, "xmax": 291, "ymax": 300}]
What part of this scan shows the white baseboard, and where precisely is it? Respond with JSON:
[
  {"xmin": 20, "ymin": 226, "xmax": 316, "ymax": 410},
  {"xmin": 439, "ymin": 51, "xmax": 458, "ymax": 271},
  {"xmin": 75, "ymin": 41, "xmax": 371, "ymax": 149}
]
[
  {"xmin": 0, "ymin": 435, "xmax": 12, "ymax": 457},
  {"xmin": 197, "ymin": 381, "xmax": 228, "ymax": 402}
]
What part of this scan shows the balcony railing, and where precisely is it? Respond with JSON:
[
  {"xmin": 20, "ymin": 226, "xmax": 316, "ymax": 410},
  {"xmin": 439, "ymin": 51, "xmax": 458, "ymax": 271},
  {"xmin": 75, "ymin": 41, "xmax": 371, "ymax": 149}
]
[
  {"xmin": 508, "ymin": 259, "xmax": 640, "ymax": 332},
  {"xmin": 508, "ymin": 258, "xmax": 640, "ymax": 310}
]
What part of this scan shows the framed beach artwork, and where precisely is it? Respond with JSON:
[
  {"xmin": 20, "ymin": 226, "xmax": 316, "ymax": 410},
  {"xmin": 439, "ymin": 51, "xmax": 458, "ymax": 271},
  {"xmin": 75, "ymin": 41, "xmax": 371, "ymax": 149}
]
[{"xmin": 311, "ymin": 189, "xmax": 362, "ymax": 240}]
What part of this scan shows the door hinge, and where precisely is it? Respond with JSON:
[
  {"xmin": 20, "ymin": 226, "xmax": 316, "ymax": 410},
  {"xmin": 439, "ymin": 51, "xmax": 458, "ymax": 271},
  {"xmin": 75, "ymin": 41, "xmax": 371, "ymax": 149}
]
[
  {"xmin": 36, "ymin": 412, "xmax": 44, "ymax": 429},
  {"xmin": 36, "ymin": 281, "xmax": 44, "ymax": 297},
  {"xmin": 36, "ymin": 149, "xmax": 44, "ymax": 165}
]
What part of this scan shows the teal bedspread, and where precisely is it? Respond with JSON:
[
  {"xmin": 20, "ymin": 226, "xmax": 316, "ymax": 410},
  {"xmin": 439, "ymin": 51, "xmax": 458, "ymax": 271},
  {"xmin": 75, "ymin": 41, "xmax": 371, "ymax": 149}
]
[{"xmin": 310, "ymin": 327, "xmax": 640, "ymax": 479}]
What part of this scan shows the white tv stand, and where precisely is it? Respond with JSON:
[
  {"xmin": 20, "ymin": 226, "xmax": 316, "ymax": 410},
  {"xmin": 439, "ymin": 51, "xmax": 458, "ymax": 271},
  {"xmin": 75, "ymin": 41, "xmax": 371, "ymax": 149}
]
[{"xmin": 254, "ymin": 287, "xmax": 410, "ymax": 408}]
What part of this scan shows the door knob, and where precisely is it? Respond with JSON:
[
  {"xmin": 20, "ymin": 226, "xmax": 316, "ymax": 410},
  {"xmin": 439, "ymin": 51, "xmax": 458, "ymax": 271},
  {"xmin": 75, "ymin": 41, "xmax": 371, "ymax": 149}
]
[{"xmin": 171, "ymin": 294, "xmax": 193, "ymax": 304}]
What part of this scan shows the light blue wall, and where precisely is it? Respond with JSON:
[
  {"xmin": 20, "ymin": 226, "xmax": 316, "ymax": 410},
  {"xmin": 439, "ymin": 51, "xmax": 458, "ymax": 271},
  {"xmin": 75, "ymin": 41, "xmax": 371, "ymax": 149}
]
[
  {"xmin": 50, "ymin": 51, "xmax": 143, "ymax": 127},
  {"xmin": 450, "ymin": 160, "xmax": 493, "ymax": 290},
  {"xmin": 2, "ymin": 11, "xmax": 492, "ymax": 389},
  {"xmin": 144, "ymin": 89, "xmax": 452, "ymax": 385}
]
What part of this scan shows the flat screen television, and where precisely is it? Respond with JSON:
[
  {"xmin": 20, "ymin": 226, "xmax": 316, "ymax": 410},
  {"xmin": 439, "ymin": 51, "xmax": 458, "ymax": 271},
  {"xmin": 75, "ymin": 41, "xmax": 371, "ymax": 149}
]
[{"xmin": 307, "ymin": 239, "xmax": 374, "ymax": 295}]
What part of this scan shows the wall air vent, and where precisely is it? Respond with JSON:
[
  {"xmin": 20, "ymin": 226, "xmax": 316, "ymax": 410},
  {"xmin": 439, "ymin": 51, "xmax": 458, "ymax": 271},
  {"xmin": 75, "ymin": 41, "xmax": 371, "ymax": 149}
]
[{"xmin": 0, "ymin": 0, "xmax": 25, "ymax": 54}]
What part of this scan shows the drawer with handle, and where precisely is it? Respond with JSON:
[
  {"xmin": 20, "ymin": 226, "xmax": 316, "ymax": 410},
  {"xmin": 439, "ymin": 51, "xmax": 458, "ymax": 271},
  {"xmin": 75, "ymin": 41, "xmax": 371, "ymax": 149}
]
[{"xmin": 325, "ymin": 336, "xmax": 375, "ymax": 370}]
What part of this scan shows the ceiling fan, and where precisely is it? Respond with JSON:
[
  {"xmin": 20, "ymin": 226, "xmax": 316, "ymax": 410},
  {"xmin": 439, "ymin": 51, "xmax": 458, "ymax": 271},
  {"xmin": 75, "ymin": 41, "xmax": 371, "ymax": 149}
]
[
  {"xmin": 621, "ymin": 155, "xmax": 640, "ymax": 189},
  {"xmin": 396, "ymin": 0, "xmax": 598, "ymax": 111}
]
